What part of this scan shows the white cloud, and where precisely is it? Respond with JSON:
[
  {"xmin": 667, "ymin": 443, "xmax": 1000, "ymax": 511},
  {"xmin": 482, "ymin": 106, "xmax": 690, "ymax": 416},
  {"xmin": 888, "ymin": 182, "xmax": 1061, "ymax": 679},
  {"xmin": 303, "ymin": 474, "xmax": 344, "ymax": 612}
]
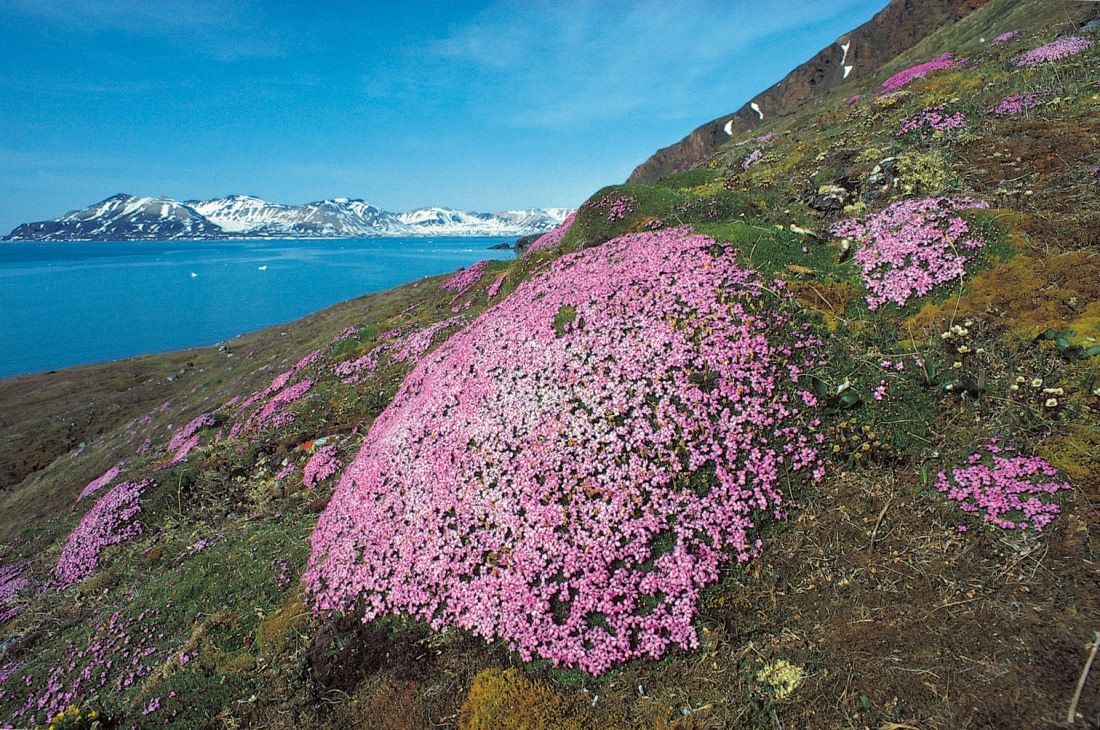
[{"xmin": 409, "ymin": 0, "xmax": 875, "ymax": 128}]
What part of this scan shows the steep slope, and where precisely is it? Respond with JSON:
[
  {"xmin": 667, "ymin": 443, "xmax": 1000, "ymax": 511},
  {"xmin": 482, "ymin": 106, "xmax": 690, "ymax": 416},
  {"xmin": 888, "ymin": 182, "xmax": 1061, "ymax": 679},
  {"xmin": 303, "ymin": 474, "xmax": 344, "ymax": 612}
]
[
  {"xmin": 1, "ymin": 1, "xmax": 1098, "ymax": 728},
  {"xmin": 628, "ymin": 0, "xmax": 992, "ymax": 183}
]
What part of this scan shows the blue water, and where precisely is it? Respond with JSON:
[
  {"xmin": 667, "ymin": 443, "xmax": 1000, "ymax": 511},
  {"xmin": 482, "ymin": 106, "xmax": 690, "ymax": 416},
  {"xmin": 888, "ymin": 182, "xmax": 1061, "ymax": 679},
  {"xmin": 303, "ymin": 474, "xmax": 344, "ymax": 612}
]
[{"xmin": 0, "ymin": 237, "xmax": 515, "ymax": 377}]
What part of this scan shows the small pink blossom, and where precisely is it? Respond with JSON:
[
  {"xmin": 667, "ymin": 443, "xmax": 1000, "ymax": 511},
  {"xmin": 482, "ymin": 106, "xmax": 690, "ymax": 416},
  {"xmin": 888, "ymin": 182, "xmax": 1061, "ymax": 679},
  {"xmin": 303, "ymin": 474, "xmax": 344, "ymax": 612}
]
[
  {"xmin": 1014, "ymin": 36, "xmax": 1090, "ymax": 67},
  {"xmin": 56, "ymin": 480, "xmax": 151, "ymax": 586},
  {"xmin": 303, "ymin": 445, "xmax": 342, "ymax": 489},
  {"xmin": 935, "ymin": 441, "xmax": 1070, "ymax": 532},
  {"xmin": 525, "ymin": 213, "xmax": 576, "ymax": 255},
  {"xmin": 832, "ymin": 197, "xmax": 989, "ymax": 310},
  {"xmin": 880, "ymin": 52, "xmax": 958, "ymax": 93},
  {"xmin": 78, "ymin": 463, "xmax": 123, "ymax": 501}
]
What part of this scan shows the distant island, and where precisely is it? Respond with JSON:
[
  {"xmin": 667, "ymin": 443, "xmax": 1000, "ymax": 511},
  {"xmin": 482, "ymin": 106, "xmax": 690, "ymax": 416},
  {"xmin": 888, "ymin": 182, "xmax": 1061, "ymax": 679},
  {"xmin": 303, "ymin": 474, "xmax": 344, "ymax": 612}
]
[{"xmin": 3, "ymin": 193, "xmax": 574, "ymax": 241}]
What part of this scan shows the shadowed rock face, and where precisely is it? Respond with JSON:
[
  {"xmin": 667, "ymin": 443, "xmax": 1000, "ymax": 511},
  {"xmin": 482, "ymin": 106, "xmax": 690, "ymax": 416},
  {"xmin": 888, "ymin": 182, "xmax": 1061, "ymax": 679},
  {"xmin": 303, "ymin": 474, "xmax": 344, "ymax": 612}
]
[{"xmin": 627, "ymin": 0, "xmax": 992, "ymax": 184}]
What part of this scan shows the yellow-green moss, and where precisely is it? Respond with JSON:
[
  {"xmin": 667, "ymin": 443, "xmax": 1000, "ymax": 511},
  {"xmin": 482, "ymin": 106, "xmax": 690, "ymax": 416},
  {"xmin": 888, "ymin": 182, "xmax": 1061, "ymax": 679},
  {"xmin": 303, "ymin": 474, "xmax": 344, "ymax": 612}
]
[
  {"xmin": 256, "ymin": 592, "xmax": 308, "ymax": 654},
  {"xmin": 896, "ymin": 149, "xmax": 957, "ymax": 196},
  {"xmin": 919, "ymin": 68, "xmax": 1007, "ymax": 102},
  {"xmin": 756, "ymin": 659, "xmax": 805, "ymax": 701},
  {"xmin": 908, "ymin": 252, "xmax": 1100, "ymax": 342},
  {"xmin": 458, "ymin": 668, "xmax": 593, "ymax": 730},
  {"xmin": 1039, "ymin": 425, "xmax": 1100, "ymax": 494}
]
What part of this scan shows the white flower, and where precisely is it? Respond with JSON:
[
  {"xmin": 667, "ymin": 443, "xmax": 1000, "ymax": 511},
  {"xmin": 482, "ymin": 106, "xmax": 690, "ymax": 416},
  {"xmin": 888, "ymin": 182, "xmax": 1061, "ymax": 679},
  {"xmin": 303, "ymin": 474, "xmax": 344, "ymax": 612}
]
[
  {"xmin": 1030, "ymin": 378, "xmax": 1043, "ymax": 388},
  {"xmin": 1045, "ymin": 398, "xmax": 1058, "ymax": 408}
]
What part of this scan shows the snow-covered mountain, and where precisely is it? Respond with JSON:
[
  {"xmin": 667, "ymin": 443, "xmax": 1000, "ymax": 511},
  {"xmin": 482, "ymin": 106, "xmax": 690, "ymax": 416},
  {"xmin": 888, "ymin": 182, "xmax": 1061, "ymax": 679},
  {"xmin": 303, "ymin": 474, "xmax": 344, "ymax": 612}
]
[
  {"xmin": 397, "ymin": 207, "xmax": 569, "ymax": 236},
  {"xmin": 4, "ymin": 194, "xmax": 573, "ymax": 241},
  {"xmin": 6, "ymin": 194, "xmax": 225, "ymax": 241},
  {"xmin": 186, "ymin": 195, "xmax": 414, "ymax": 237}
]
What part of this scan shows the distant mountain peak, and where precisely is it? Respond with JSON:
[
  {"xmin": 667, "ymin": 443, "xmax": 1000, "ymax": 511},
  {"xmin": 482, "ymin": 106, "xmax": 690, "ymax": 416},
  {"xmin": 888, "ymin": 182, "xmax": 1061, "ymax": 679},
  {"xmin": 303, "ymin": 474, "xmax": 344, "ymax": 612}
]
[{"xmin": 5, "ymin": 195, "xmax": 574, "ymax": 242}]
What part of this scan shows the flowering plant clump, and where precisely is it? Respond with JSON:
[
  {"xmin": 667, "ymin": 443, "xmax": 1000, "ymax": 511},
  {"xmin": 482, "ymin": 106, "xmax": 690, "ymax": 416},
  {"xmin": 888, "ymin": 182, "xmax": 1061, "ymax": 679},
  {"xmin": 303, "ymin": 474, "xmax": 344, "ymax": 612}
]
[
  {"xmin": 161, "ymin": 433, "xmax": 200, "ymax": 468},
  {"xmin": 234, "ymin": 379, "xmax": 314, "ymax": 436},
  {"xmin": 294, "ymin": 349, "xmax": 322, "ymax": 372},
  {"xmin": 991, "ymin": 30, "xmax": 1019, "ymax": 45},
  {"xmin": 333, "ymin": 344, "xmax": 388, "ymax": 384},
  {"xmin": 754, "ymin": 132, "xmax": 775, "ymax": 144},
  {"xmin": 742, "ymin": 148, "xmax": 764, "ymax": 169},
  {"xmin": 333, "ymin": 325, "xmax": 359, "ymax": 343},
  {"xmin": 303, "ymin": 445, "xmax": 342, "ymax": 489},
  {"xmin": 305, "ymin": 227, "xmax": 825, "ymax": 675},
  {"xmin": 55, "ymin": 480, "xmax": 151, "ymax": 587},
  {"xmin": 486, "ymin": 274, "xmax": 506, "ymax": 300},
  {"xmin": 391, "ymin": 317, "xmax": 464, "ymax": 363},
  {"xmin": 989, "ymin": 91, "xmax": 1049, "ymax": 116},
  {"xmin": 167, "ymin": 413, "xmax": 216, "ymax": 453},
  {"xmin": 935, "ymin": 441, "xmax": 1071, "ymax": 531},
  {"xmin": 0, "ymin": 562, "xmax": 30, "ymax": 624},
  {"xmin": 1013, "ymin": 36, "xmax": 1090, "ymax": 67},
  {"xmin": 847, "ymin": 94, "xmax": 863, "ymax": 106},
  {"xmin": 880, "ymin": 52, "xmax": 958, "ymax": 93},
  {"xmin": 832, "ymin": 196, "xmax": 989, "ymax": 310},
  {"xmin": 525, "ymin": 213, "xmax": 576, "ymax": 256},
  {"xmin": 442, "ymin": 260, "xmax": 489, "ymax": 295},
  {"xmin": 4, "ymin": 607, "xmax": 172, "ymax": 724},
  {"xmin": 897, "ymin": 104, "xmax": 967, "ymax": 137},
  {"xmin": 586, "ymin": 193, "xmax": 635, "ymax": 222},
  {"xmin": 77, "ymin": 463, "xmax": 123, "ymax": 501}
]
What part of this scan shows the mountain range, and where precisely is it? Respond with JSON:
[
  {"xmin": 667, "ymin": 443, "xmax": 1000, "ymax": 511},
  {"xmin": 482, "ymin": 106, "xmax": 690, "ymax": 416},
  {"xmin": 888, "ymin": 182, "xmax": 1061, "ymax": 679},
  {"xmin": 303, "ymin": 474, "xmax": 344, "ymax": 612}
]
[{"xmin": 3, "ymin": 193, "xmax": 573, "ymax": 241}]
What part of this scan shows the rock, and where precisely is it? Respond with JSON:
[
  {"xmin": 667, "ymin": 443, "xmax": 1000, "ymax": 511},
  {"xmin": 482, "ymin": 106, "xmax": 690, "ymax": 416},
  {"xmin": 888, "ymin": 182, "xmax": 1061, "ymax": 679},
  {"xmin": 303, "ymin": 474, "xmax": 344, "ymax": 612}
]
[
  {"xmin": 808, "ymin": 184, "xmax": 851, "ymax": 212},
  {"xmin": 868, "ymin": 157, "xmax": 898, "ymax": 190},
  {"xmin": 488, "ymin": 242, "xmax": 512, "ymax": 250},
  {"xmin": 628, "ymin": 0, "xmax": 997, "ymax": 183},
  {"xmin": 513, "ymin": 233, "xmax": 542, "ymax": 256}
]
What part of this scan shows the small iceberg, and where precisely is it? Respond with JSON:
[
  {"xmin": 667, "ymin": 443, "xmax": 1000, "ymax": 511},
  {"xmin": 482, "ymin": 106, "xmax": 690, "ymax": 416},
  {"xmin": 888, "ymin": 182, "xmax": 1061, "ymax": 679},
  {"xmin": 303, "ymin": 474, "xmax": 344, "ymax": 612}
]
[
  {"xmin": 258, "ymin": 265, "xmax": 268, "ymax": 271},
  {"xmin": 190, "ymin": 272, "xmax": 198, "ymax": 278}
]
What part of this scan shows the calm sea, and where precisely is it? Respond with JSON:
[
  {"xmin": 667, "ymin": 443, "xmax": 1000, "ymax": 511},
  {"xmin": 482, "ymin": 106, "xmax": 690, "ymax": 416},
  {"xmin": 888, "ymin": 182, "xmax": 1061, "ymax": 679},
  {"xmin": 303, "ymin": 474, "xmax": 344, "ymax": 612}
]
[{"xmin": 0, "ymin": 237, "xmax": 515, "ymax": 378}]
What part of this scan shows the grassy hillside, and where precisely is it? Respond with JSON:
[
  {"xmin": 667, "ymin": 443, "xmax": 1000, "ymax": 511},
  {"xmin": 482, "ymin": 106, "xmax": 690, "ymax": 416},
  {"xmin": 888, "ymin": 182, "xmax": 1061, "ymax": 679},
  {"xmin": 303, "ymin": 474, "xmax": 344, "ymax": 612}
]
[{"xmin": 1, "ymin": 1, "xmax": 1098, "ymax": 727}]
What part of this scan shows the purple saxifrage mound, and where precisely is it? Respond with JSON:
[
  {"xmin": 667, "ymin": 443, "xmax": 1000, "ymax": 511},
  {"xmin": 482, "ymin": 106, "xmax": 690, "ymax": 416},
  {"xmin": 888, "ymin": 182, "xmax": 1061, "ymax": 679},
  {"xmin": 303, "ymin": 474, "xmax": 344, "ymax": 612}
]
[{"xmin": 304, "ymin": 227, "xmax": 825, "ymax": 674}]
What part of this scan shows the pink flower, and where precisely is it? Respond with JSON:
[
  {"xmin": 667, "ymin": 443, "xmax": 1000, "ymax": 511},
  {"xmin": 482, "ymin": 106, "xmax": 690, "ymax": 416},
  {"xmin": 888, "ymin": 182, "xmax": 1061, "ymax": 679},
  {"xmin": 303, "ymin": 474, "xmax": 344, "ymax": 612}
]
[
  {"xmin": 880, "ymin": 52, "xmax": 958, "ymax": 93},
  {"xmin": 442, "ymin": 260, "xmax": 489, "ymax": 295},
  {"xmin": 832, "ymin": 196, "xmax": 989, "ymax": 310},
  {"xmin": 525, "ymin": 213, "xmax": 576, "ymax": 255},
  {"xmin": 303, "ymin": 445, "xmax": 342, "ymax": 488},
  {"xmin": 77, "ymin": 463, "xmax": 123, "ymax": 501},
  {"xmin": 897, "ymin": 104, "xmax": 967, "ymax": 137},
  {"xmin": 305, "ymin": 226, "xmax": 825, "ymax": 675},
  {"xmin": 1014, "ymin": 36, "xmax": 1090, "ymax": 68},
  {"xmin": 167, "ymin": 412, "xmax": 216, "ymax": 452},
  {"xmin": 935, "ymin": 441, "xmax": 1070, "ymax": 532},
  {"xmin": 56, "ymin": 480, "xmax": 151, "ymax": 586}
]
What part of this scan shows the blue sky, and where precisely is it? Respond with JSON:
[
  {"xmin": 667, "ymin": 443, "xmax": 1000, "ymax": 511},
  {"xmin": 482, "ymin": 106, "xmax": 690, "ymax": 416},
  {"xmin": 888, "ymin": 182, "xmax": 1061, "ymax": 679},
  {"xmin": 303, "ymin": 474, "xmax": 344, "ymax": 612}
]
[{"xmin": 0, "ymin": 0, "xmax": 886, "ymax": 231}]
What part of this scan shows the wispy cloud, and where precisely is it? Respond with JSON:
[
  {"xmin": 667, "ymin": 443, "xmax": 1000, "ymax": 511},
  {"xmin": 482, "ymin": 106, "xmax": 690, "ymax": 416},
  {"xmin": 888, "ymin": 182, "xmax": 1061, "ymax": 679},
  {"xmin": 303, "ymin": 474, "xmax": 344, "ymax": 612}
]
[
  {"xmin": 1, "ymin": 0, "xmax": 284, "ymax": 60},
  {"xmin": 415, "ymin": 0, "xmax": 873, "ymax": 128}
]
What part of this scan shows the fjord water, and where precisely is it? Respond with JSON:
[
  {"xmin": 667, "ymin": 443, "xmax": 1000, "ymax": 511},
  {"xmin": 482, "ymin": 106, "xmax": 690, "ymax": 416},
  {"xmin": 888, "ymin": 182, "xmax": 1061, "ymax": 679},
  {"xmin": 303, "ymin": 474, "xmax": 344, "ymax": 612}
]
[{"xmin": 0, "ymin": 237, "xmax": 514, "ymax": 377}]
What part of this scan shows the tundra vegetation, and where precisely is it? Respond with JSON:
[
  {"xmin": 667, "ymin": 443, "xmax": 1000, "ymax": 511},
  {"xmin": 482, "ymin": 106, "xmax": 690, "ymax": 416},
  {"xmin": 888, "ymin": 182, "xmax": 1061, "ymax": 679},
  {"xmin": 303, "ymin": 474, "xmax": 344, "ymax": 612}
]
[{"xmin": 0, "ymin": 1, "xmax": 1098, "ymax": 727}]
